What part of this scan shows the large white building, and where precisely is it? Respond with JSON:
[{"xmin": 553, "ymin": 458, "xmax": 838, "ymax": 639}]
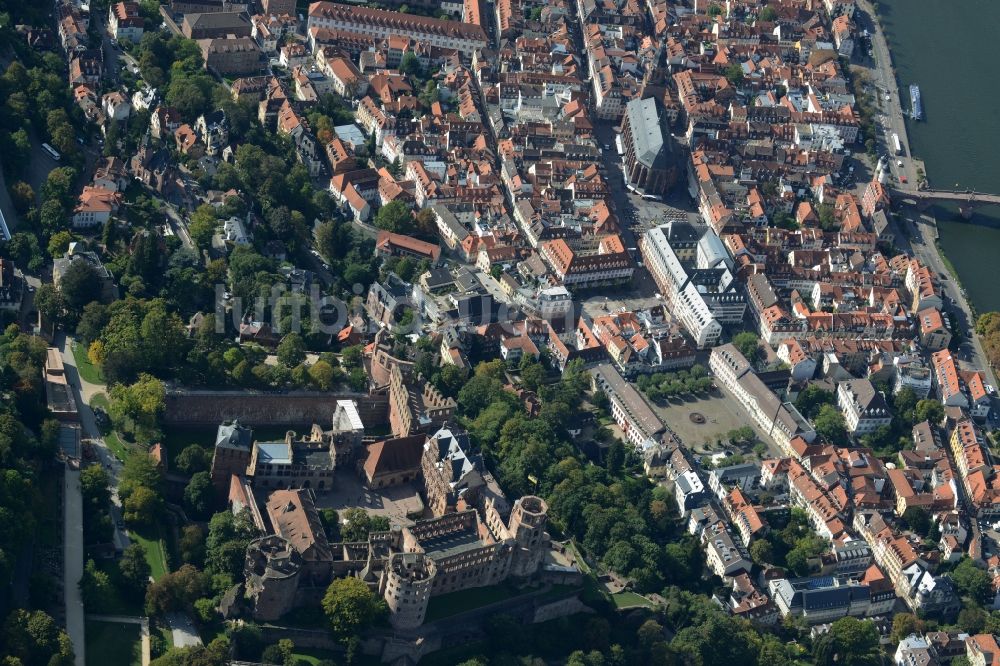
[
  {"xmin": 306, "ymin": 2, "xmax": 488, "ymax": 57},
  {"xmin": 589, "ymin": 363, "xmax": 665, "ymax": 454},
  {"xmin": 641, "ymin": 221, "xmax": 745, "ymax": 348},
  {"xmin": 709, "ymin": 344, "xmax": 816, "ymax": 454},
  {"xmin": 837, "ymin": 378, "xmax": 892, "ymax": 436},
  {"xmin": 702, "ymin": 521, "xmax": 752, "ymax": 579}
]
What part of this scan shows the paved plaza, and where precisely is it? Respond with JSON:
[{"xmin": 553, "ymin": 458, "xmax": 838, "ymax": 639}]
[
  {"xmin": 651, "ymin": 390, "xmax": 766, "ymax": 454},
  {"xmin": 315, "ymin": 471, "xmax": 425, "ymax": 524}
]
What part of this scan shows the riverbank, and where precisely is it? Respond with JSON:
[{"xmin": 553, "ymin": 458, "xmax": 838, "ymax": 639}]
[{"xmin": 866, "ymin": 0, "xmax": 1000, "ymax": 317}]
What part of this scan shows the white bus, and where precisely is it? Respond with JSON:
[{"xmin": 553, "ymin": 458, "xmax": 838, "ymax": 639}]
[{"xmin": 42, "ymin": 143, "xmax": 61, "ymax": 161}]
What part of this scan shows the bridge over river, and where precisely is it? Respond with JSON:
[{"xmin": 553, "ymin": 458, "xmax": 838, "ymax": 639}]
[{"xmin": 891, "ymin": 188, "xmax": 1000, "ymax": 218}]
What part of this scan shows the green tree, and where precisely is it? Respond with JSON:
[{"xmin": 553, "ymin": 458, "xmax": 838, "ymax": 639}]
[
  {"xmin": 183, "ymin": 472, "xmax": 214, "ymax": 518},
  {"xmin": 144, "ymin": 564, "xmax": 210, "ymax": 616},
  {"xmin": 750, "ymin": 539, "xmax": 773, "ymax": 565},
  {"xmin": 39, "ymin": 198, "xmax": 67, "ymax": 234},
  {"xmin": 0, "ymin": 609, "xmax": 75, "ymax": 665},
  {"xmin": 80, "ymin": 559, "xmax": 114, "ymax": 610},
  {"xmin": 731, "ymin": 331, "xmax": 759, "ymax": 362},
  {"xmin": 81, "ymin": 464, "xmax": 111, "ymax": 510},
  {"xmin": 108, "ymin": 374, "xmax": 166, "ymax": 443},
  {"xmin": 724, "ymin": 62, "xmax": 744, "ymax": 85},
  {"xmin": 894, "ymin": 386, "xmax": 918, "ymax": 422},
  {"xmin": 119, "ymin": 451, "xmax": 163, "ymax": 499},
  {"xmin": 4, "ymin": 232, "xmax": 43, "ymax": 271},
  {"xmin": 914, "ymin": 399, "xmax": 945, "ymax": 424},
  {"xmin": 958, "ymin": 606, "xmax": 988, "ymax": 635},
  {"xmin": 205, "ymin": 510, "xmax": 259, "ymax": 578},
  {"xmin": 9, "ymin": 181, "xmax": 35, "ymax": 214},
  {"xmin": 321, "ymin": 577, "xmax": 388, "ymax": 636},
  {"xmin": 58, "ymin": 258, "xmax": 101, "ymax": 312},
  {"xmin": 890, "ymin": 612, "xmax": 923, "ymax": 644},
  {"xmin": 277, "ymin": 332, "xmax": 306, "ymax": 367},
  {"xmin": 817, "ymin": 203, "xmax": 837, "ymax": 230},
  {"xmin": 119, "ymin": 543, "xmax": 152, "ymax": 597},
  {"xmin": 75, "ymin": 302, "xmax": 110, "ymax": 345},
  {"xmin": 813, "ymin": 404, "xmax": 847, "ymax": 444},
  {"xmin": 813, "ymin": 616, "xmax": 881, "ymax": 666},
  {"xmin": 902, "ymin": 506, "xmax": 931, "ymax": 537},
  {"xmin": 48, "ymin": 231, "xmax": 76, "ymax": 259},
  {"xmin": 308, "ymin": 360, "xmax": 337, "ymax": 390},
  {"xmin": 759, "ymin": 6, "xmax": 776, "ymax": 21},
  {"xmin": 520, "ymin": 361, "xmax": 546, "ymax": 392},
  {"xmin": 772, "ymin": 209, "xmax": 798, "ymax": 230},
  {"xmin": 123, "ymin": 485, "xmax": 163, "ymax": 526},
  {"xmin": 796, "ymin": 384, "xmax": 836, "ymax": 418},
  {"xmin": 179, "ymin": 525, "xmax": 206, "ymax": 567},
  {"xmin": 188, "ymin": 204, "xmax": 218, "ymax": 250},
  {"xmin": 42, "ymin": 167, "xmax": 76, "ymax": 207},
  {"xmin": 399, "ymin": 51, "xmax": 422, "ymax": 78},
  {"xmin": 174, "ymin": 445, "xmax": 211, "ymax": 475},
  {"xmin": 373, "ymin": 200, "xmax": 412, "ymax": 233},
  {"xmin": 260, "ymin": 639, "xmax": 295, "ymax": 665},
  {"xmin": 339, "ymin": 508, "xmax": 390, "ymax": 542},
  {"xmin": 952, "ymin": 557, "xmax": 993, "ymax": 604}
]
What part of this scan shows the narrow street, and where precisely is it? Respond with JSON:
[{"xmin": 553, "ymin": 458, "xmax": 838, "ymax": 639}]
[
  {"xmin": 163, "ymin": 202, "xmax": 194, "ymax": 250},
  {"xmin": 58, "ymin": 333, "xmax": 132, "ymax": 551},
  {"xmin": 854, "ymin": 0, "xmax": 919, "ymax": 191},
  {"xmin": 63, "ymin": 466, "xmax": 85, "ymax": 666}
]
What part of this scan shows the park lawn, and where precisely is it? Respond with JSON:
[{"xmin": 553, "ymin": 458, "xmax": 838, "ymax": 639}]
[
  {"xmin": 103, "ymin": 429, "xmax": 131, "ymax": 461},
  {"xmin": 72, "ymin": 340, "xmax": 104, "ymax": 384},
  {"xmin": 610, "ymin": 591, "xmax": 656, "ymax": 609},
  {"xmin": 89, "ymin": 394, "xmax": 134, "ymax": 461},
  {"xmin": 131, "ymin": 526, "xmax": 170, "ymax": 580},
  {"xmin": 85, "ymin": 620, "xmax": 141, "ymax": 666},
  {"xmin": 424, "ymin": 584, "xmax": 522, "ymax": 622},
  {"xmin": 289, "ymin": 648, "xmax": 343, "ymax": 665}
]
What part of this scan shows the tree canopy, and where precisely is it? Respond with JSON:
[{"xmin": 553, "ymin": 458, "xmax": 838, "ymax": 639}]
[{"xmin": 321, "ymin": 577, "xmax": 388, "ymax": 636}]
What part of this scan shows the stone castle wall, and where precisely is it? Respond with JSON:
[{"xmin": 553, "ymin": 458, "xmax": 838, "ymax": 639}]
[{"xmin": 163, "ymin": 390, "xmax": 389, "ymax": 428}]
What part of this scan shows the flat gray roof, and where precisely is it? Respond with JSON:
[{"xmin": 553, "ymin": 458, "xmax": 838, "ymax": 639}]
[{"xmin": 626, "ymin": 97, "xmax": 666, "ymax": 167}]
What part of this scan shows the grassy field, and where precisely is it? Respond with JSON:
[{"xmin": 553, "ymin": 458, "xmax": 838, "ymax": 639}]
[
  {"xmin": 89, "ymin": 393, "xmax": 135, "ymax": 461},
  {"xmin": 85, "ymin": 620, "xmax": 141, "ymax": 666},
  {"xmin": 610, "ymin": 591, "xmax": 656, "ymax": 609},
  {"xmin": 424, "ymin": 584, "xmax": 522, "ymax": 622},
  {"xmin": 71, "ymin": 340, "xmax": 105, "ymax": 384},
  {"xmin": 131, "ymin": 526, "xmax": 170, "ymax": 580},
  {"xmin": 289, "ymin": 648, "xmax": 343, "ymax": 665}
]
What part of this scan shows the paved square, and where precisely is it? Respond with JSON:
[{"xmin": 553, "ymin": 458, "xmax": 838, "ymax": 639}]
[
  {"xmin": 314, "ymin": 470, "xmax": 425, "ymax": 525},
  {"xmin": 650, "ymin": 390, "xmax": 755, "ymax": 452}
]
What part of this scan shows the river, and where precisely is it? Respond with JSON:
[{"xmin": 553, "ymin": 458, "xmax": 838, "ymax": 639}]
[{"xmin": 878, "ymin": 0, "xmax": 1000, "ymax": 313}]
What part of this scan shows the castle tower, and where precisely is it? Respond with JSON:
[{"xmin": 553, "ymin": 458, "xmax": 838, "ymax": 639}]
[
  {"xmin": 506, "ymin": 495, "xmax": 549, "ymax": 578},
  {"xmin": 382, "ymin": 552, "xmax": 435, "ymax": 630},
  {"xmin": 245, "ymin": 535, "xmax": 302, "ymax": 621}
]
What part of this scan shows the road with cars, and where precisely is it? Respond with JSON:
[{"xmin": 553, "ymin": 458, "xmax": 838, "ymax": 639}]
[{"xmin": 853, "ymin": 0, "xmax": 920, "ymax": 191}]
